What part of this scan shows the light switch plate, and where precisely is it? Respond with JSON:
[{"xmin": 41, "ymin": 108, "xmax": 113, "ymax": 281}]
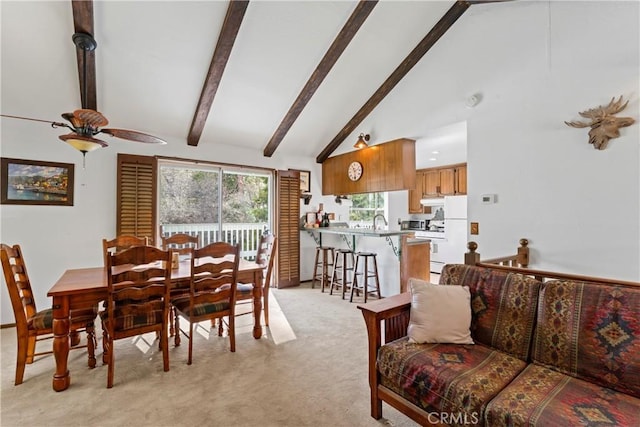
[{"xmin": 470, "ymin": 222, "xmax": 479, "ymax": 235}]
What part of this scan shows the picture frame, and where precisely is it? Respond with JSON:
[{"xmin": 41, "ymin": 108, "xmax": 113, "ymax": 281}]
[
  {"xmin": 289, "ymin": 168, "xmax": 311, "ymax": 193},
  {"xmin": 299, "ymin": 170, "xmax": 311, "ymax": 193},
  {"xmin": 306, "ymin": 212, "xmax": 317, "ymax": 225},
  {"xmin": 1, "ymin": 157, "xmax": 74, "ymax": 206}
]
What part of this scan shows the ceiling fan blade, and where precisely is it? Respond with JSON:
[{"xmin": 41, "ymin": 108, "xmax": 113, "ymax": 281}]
[
  {"xmin": 1, "ymin": 114, "xmax": 65, "ymax": 127},
  {"xmin": 73, "ymin": 109, "xmax": 108, "ymax": 127},
  {"xmin": 61, "ymin": 112, "xmax": 84, "ymax": 128},
  {"xmin": 101, "ymin": 128, "xmax": 167, "ymax": 144}
]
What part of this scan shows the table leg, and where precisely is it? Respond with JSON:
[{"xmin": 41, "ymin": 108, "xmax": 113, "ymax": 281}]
[
  {"xmin": 52, "ymin": 296, "xmax": 71, "ymax": 391},
  {"xmin": 252, "ymin": 270, "xmax": 263, "ymax": 339}
]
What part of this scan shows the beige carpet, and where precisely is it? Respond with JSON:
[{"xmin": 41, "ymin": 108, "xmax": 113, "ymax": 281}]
[{"xmin": 0, "ymin": 282, "xmax": 418, "ymax": 427}]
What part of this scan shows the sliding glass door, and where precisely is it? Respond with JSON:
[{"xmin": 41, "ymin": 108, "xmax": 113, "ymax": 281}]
[{"xmin": 158, "ymin": 160, "xmax": 271, "ymax": 260}]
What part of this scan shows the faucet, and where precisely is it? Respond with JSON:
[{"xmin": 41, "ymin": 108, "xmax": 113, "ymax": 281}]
[{"xmin": 372, "ymin": 214, "xmax": 388, "ymax": 230}]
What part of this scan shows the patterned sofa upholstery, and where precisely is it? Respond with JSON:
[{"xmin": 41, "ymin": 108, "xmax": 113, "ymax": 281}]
[
  {"xmin": 485, "ymin": 279, "xmax": 640, "ymax": 426},
  {"xmin": 359, "ymin": 264, "xmax": 640, "ymax": 426}
]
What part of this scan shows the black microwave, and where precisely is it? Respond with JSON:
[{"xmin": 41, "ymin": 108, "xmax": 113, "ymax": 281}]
[{"xmin": 408, "ymin": 220, "xmax": 427, "ymax": 230}]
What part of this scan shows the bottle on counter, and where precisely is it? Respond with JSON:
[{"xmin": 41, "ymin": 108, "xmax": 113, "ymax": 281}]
[{"xmin": 321, "ymin": 212, "xmax": 330, "ymax": 227}]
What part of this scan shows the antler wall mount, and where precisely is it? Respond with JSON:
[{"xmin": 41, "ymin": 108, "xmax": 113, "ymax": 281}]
[{"xmin": 565, "ymin": 95, "xmax": 636, "ymax": 150}]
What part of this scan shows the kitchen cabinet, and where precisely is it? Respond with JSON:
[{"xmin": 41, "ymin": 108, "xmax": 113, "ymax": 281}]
[
  {"xmin": 423, "ymin": 170, "xmax": 440, "ymax": 196},
  {"xmin": 400, "ymin": 234, "xmax": 430, "ymax": 293},
  {"xmin": 408, "ymin": 171, "xmax": 425, "ymax": 213},
  {"xmin": 407, "ymin": 163, "xmax": 467, "ymax": 212},
  {"xmin": 322, "ymin": 138, "xmax": 416, "ymax": 195},
  {"xmin": 439, "ymin": 168, "xmax": 456, "ymax": 195},
  {"xmin": 455, "ymin": 165, "xmax": 467, "ymax": 194}
]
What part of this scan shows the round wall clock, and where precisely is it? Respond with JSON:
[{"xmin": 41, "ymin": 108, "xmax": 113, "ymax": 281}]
[{"xmin": 348, "ymin": 161, "xmax": 363, "ymax": 181}]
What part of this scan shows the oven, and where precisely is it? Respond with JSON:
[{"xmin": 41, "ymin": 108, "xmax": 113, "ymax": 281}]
[{"xmin": 413, "ymin": 230, "xmax": 447, "ymax": 273}]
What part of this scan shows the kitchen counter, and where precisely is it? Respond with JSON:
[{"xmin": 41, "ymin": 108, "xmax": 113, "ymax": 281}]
[
  {"xmin": 312, "ymin": 226, "xmax": 414, "ymax": 238},
  {"xmin": 303, "ymin": 226, "xmax": 414, "ymax": 256}
]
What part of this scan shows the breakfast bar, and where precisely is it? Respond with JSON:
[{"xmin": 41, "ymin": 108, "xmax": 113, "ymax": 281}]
[
  {"xmin": 304, "ymin": 226, "xmax": 431, "ymax": 294},
  {"xmin": 306, "ymin": 226, "xmax": 414, "ymax": 257}
]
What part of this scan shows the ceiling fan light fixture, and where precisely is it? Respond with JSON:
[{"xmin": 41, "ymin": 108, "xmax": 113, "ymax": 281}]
[
  {"xmin": 59, "ymin": 133, "xmax": 107, "ymax": 153},
  {"xmin": 59, "ymin": 133, "xmax": 108, "ymax": 168},
  {"xmin": 354, "ymin": 133, "xmax": 370, "ymax": 149}
]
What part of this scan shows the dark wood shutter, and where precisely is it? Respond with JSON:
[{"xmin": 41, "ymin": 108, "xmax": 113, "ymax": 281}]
[
  {"xmin": 275, "ymin": 170, "xmax": 300, "ymax": 288},
  {"xmin": 116, "ymin": 154, "xmax": 157, "ymax": 245}
]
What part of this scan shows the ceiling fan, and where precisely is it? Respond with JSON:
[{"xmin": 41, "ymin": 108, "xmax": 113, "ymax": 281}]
[{"xmin": 1, "ymin": 31, "xmax": 166, "ymax": 166}]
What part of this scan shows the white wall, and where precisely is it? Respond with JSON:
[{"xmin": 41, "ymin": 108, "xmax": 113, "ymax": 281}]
[
  {"xmin": 2, "ymin": 1, "xmax": 638, "ymax": 324},
  {"xmin": 0, "ymin": 119, "xmax": 325, "ymax": 324},
  {"xmin": 467, "ymin": 1, "xmax": 640, "ymax": 280}
]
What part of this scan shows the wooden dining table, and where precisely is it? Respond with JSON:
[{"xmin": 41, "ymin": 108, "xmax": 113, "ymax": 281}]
[{"xmin": 47, "ymin": 258, "xmax": 264, "ymax": 392}]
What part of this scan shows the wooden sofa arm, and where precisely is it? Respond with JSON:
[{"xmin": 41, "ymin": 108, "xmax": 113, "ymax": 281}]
[{"xmin": 358, "ymin": 293, "xmax": 412, "ymax": 419}]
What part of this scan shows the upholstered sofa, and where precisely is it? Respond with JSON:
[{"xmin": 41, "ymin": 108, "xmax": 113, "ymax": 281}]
[{"xmin": 359, "ymin": 264, "xmax": 640, "ymax": 426}]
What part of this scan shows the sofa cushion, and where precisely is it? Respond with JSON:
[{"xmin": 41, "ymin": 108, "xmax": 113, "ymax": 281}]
[
  {"xmin": 440, "ymin": 264, "xmax": 542, "ymax": 361},
  {"xmin": 485, "ymin": 362, "xmax": 640, "ymax": 426},
  {"xmin": 408, "ymin": 279, "xmax": 474, "ymax": 344},
  {"xmin": 533, "ymin": 280, "xmax": 640, "ymax": 398},
  {"xmin": 378, "ymin": 337, "xmax": 527, "ymax": 424}
]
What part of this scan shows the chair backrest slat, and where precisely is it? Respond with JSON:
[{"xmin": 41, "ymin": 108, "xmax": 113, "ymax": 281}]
[
  {"xmin": 161, "ymin": 233, "xmax": 199, "ymax": 256},
  {"xmin": 257, "ymin": 234, "xmax": 277, "ymax": 289},
  {"xmin": 102, "ymin": 235, "xmax": 149, "ymax": 267},
  {"xmin": 191, "ymin": 242, "xmax": 240, "ymax": 307},
  {"xmin": 106, "ymin": 245, "xmax": 171, "ymax": 324},
  {"xmin": 1, "ymin": 243, "xmax": 37, "ymax": 328}
]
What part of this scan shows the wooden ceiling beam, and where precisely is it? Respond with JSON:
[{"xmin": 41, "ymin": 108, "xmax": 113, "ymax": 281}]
[
  {"xmin": 71, "ymin": 0, "xmax": 97, "ymax": 111},
  {"xmin": 315, "ymin": 0, "xmax": 472, "ymax": 163},
  {"xmin": 188, "ymin": 0, "xmax": 249, "ymax": 147},
  {"xmin": 263, "ymin": 0, "xmax": 378, "ymax": 158}
]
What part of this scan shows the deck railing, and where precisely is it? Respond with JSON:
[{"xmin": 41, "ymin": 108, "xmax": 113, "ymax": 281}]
[{"xmin": 160, "ymin": 222, "xmax": 268, "ymax": 260}]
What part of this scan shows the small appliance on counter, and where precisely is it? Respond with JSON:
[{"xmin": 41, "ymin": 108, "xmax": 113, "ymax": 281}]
[
  {"xmin": 407, "ymin": 220, "xmax": 428, "ymax": 230},
  {"xmin": 428, "ymin": 219, "xmax": 445, "ymax": 232}
]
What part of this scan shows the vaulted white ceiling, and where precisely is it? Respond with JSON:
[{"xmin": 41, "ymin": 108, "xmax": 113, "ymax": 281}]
[{"xmin": 1, "ymin": 1, "xmax": 549, "ymax": 164}]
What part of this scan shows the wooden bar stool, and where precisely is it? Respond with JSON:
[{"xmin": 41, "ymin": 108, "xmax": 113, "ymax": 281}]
[
  {"xmin": 330, "ymin": 249, "xmax": 355, "ymax": 299},
  {"xmin": 351, "ymin": 252, "xmax": 381, "ymax": 303},
  {"xmin": 312, "ymin": 246, "xmax": 335, "ymax": 292}
]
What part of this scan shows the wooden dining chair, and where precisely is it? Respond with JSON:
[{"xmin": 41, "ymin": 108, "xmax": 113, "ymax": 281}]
[
  {"xmin": 171, "ymin": 242, "xmax": 240, "ymax": 365},
  {"xmin": 0, "ymin": 243, "xmax": 98, "ymax": 385},
  {"xmin": 161, "ymin": 233, "xmax": 199, "ymax": 336},
  {"xmin": 234, "ymin": 233, "xmax": 277, "ymax": 326},
  {"xmin": 101, "ymin": 245, "xmax": 172, "ymax": 388},
  {"xmin": 102, "ymin": 235, "xmax": 149, "ymax": 266},
  {"xmin": 161, "ymin": 233, "xmax": 199, "ymax": 255}
]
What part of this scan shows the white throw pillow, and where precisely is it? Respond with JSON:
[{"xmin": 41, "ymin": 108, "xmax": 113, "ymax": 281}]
[{"xmin": 407, "ymin": 278, "xmax": 474, "ymax": 344}]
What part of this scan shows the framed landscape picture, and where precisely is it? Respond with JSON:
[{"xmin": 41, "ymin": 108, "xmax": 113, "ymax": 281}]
[{"xmin": 1, "ymin": 158, "xmax": 74, "ymax": 206}]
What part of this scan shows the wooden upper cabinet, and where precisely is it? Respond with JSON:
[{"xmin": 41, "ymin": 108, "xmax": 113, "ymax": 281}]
[
  {"xmin": 455, "ymin": 165, "xmax": 467, "ymax": 194},
  {"xmin": 423, "ymin": 170, "xmax": 440, "ymax": 196},
  {"xmin": 438, "ymin": 168, "xmax": 456, "ymax": 195},
  {"xmin": 409, "ymin": 163, "xmax": 467, "ymax": 212},
  {"xmin": 322, "ymin": 138, "xmax": 416, "ymax": 195},
  {"xmin": 408, "ymin": 170, "xmax": 425, "ymax": 213}
]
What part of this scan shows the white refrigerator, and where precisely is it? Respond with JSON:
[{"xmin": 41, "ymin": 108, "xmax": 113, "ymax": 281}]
[{"xmin": 441, "ymin": 195, "xmax": 468, "ymax": 266}]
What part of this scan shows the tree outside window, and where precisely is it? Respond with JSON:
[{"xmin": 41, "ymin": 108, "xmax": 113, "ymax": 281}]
[
  {"xmin": 159, "ymin": 166, "xmax": 268, "ymax": 225},
  {"xmin": 349, "ymin": 192, "xmax": 386, "ymax": 228}
]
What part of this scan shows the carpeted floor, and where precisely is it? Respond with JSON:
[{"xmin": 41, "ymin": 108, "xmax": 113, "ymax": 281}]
[{"xmin": 0, "ymin": 281, "xmax": 419, "ymax": 427}]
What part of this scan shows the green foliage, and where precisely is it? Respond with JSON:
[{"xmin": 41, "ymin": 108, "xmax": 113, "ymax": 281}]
[
  {"xmin": 349, "ymin": 193, "xmax": 386, "ymax": 222},
  {"xmin": 160, "ymin": 166, "xmax": 268, "ymax": 225}
]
